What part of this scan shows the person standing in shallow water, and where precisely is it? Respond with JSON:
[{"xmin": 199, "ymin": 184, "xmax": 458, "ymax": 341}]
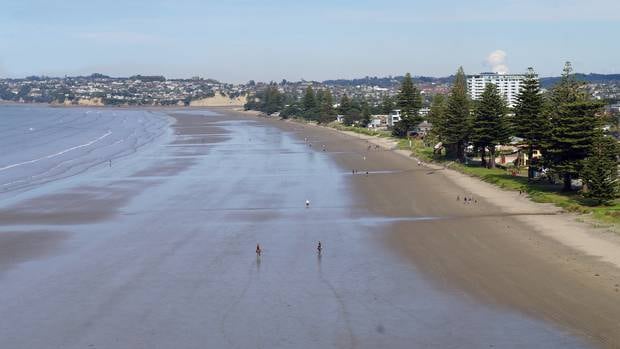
[{"xmin": 256, "ymin": 244, "xmax": 261, "ymax": 256}]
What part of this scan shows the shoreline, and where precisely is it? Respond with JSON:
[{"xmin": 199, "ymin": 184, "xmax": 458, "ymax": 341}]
[
  {"xmin": 331, "ymin": 124, "xmax": 620, "ymax": 267},
  {"xmin": 232, "ymin": 108, "xmax": 620, "ymax": 269},
  {"xmin": 215, "ymin": 106, "xmax": 620, "ymax": 348}
]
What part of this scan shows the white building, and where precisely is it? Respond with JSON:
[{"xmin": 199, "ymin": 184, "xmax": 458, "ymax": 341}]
[
  {"xmin": 467, "ymin": 72, "xmax": 535, "ymax": 107},
  {"xmin": 387, "ymin": 110, "xmax": 402, "ymax": 127}
]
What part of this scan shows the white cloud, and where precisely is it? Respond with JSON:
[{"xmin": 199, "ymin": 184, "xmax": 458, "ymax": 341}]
[{"xmin": 485, "ymin": 50, "xmax": 509, "ymax": 74}]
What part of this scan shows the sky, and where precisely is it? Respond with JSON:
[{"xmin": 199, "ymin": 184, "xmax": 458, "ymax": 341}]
[{"xmin": 0, "ymin": 0, "xmax": 618, "ymax": 83}]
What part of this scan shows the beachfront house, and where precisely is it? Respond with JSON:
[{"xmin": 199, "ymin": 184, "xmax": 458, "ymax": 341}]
[{"xmin": 368, "ymin": 115, "xmax": 388, "ymax": 129}]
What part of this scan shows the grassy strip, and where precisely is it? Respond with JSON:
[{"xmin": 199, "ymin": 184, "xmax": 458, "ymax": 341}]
[
  {"xmin": 400, "ymin": 139, "xmax": 620, "ymax": 226},
  {"xmin": 328, "ymin": 122, "xmax": 392, "ymax": 138}
]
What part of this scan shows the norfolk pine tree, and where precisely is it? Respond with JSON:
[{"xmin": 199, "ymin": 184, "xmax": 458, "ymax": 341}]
[
  {"xmin": 380, "ymin": 94, "xmax": 395, "ymax": 114},
  {"xmin": 444, "ymin": 67, "xmax": 471, "ymax": 162},
  {"xmin": 548, "ymin": 100, "xmax": 603, "ymax": 191},
  {"xmin": 513, "ymin": 67, "xmax": 547, "ymax": 179},
  {"xmin": 318, "ymin": 90, "xmax": 336, "ymax": 123},
  {"xmin": 393, "ymin": 73, "xmax": 423, "ymax": 137},
  {"xmin": 361, "ymin": 99, "xmax": 372, "ymax": 127},
  {"xmin": 302, "ymin": 86, "xmax": 317, "ymax": 120},
  {"xmin": 471, "ymin": 84, "xmax": 510, "ymax": 168},
  {"xmin": 546, "ymin": 62, "xmax": 603, "ymax": 191},
  {"xmin": 581, "ymin": 131, "xmax": 619, "ymax": 205},
  {"xmin": 339, "ymin": 94, "xmax": 355, "ymax": 126},
  {"xmin": 427, "ymin": 94, "xmax": 447, "ymax": 150}
]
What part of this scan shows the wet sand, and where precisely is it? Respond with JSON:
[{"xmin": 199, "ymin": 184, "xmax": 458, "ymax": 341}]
[
  {"xmin": 231, "ymin": 108, "xmax": 620, "ymax": 348},
  {"xmin": 0, "ymin": 108, "xmax": 617, "ymax": 348}
]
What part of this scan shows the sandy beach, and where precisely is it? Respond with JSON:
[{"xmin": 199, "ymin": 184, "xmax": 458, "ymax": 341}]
[
  {"xmin": 221, "ymin": 107, "xmax": 620, "ymax": 347},
  {"xmin": 0, "ymin": 106, "xmax": 618, "ymax": 348}
]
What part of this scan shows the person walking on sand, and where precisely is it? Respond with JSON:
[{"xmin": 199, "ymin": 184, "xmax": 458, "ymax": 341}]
[{"xmin": 256, "ymin": 244, "xmax": 262, "ymax": 257}]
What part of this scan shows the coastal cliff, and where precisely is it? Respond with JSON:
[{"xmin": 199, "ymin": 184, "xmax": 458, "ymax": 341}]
[
  {"xmin": 189, "ymin": 94, "xmax": 246, "ymax": 107},
  {"xmin": 51, "ymin": 97, "xmax": 105, "ymax": 107}
]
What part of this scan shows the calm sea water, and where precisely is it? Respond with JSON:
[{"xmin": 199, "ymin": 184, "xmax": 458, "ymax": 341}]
[{"xmin": 0, "ymin": 105, "xmax": 170, "ymax": 195}]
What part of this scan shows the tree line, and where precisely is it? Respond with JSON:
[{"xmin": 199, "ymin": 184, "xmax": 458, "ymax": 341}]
[
  {"xmin": 426, "ymin": 62, "xmax": 618, "ymax": 202},
  {"xmin": 244, "ymin": 63, "xmax": 618, "ymax": 203},
  {"xmin": 244, "ymin": 83, "xmax": 396, "ymax": 125}
]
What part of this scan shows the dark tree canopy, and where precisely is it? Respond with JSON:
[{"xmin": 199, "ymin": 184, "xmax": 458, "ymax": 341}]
[
  {"xmin": 513, "ymin": 67, "xmax": 547, "ymax": 179},
  {"xmin": 443, "ymin": 67, "xmax": 471, "ymax": 161},
  {"xmin": 393, "ymin": 73, "xmax": 423, "ymax": 137},
  {"xmin": 471, "ymin": 83, "xmax": 510, "ymax": 168},
  {"xmin": 581, "ymin": 131, "xmax": 619, "ymax": 204},
  {"xmin": 545, "ymin": 62, "xmax": 604, "ymax": 190}
]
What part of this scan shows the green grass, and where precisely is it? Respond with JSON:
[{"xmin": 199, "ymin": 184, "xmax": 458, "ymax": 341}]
[
  {"xmin": 328, "ymin": 122, "xmax": 392, "ymax": 137},
  {"xmin": 398, "ymin": 139, "xmax": 620, "ymax": 226}
]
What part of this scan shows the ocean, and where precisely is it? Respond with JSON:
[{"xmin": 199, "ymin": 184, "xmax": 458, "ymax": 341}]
[{"xmin": 0, "ymin": 105, "xmax": 170, "ymax": 195}]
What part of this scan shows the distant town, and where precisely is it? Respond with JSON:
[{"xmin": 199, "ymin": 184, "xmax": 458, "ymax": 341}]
[{"xmin": 2, "ymin": 72, "xmax": 619, "ymax": 115}]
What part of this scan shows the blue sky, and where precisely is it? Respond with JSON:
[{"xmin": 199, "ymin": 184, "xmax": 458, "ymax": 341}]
[{"xmin": 1, "ymin": 0, "xmax": 618, "ymax": 82}]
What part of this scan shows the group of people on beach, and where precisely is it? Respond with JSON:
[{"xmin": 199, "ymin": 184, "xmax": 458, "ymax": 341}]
[{"xmin": 457, "ymin": 195, "xmax": 478, "ymax": 204}]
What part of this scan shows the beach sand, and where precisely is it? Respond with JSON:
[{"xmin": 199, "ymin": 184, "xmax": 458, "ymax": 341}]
[{"xmin": 217, "ymin": 107, "xmax": 620, "ymax": 348}]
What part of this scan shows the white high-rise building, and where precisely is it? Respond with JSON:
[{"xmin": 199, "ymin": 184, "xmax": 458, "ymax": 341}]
[{"xmin": 467, "ymin": 72, "xmax": 535, "ymax": 107}]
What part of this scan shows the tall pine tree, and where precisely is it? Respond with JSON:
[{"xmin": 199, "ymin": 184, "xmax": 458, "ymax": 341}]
[
  {"xmin": 513, "ymin": 67, "xmax": 546, "ymax": 179},
  {"xmin": 548, "ymin": 100, "xmax": 603, "ymax": 190},
  {"xmin": 427, "ymin": 94, "xmax": 447, "ymax": 146},
  {"xmin": 444, "ymin": 67, "xmax": 471, "ymax": 162},
  {"xmin": 302, "ymin": 86, "xmax": 317, "ymax": 120},
  {"xmin": 546, "ymin": 62, "xmax": 603, "ymax": 191},
  {"xmin": 471, "ymin": 84, "xmax": 510, "ymax": 168},
  {"xmin": 361, "ymin": 99, "xmax": 371, "ymax": 127},
  {"xmin": 318, "ymin": 90, "xmax": 336, "ymax": 124},
  {"xmin": 581, "ymin": 131, "xmax": 619, "ymax": 204},
  {"xmin": 393, "ymin": 73, "xmax": 423, "ymax": 137},
  {"xmin": 339, "ymin": 94, "xmax": 356, "ymax": 125},
  {"xmin": 380, "ymin": 94, "xmax": 395, "ymax": 114}
]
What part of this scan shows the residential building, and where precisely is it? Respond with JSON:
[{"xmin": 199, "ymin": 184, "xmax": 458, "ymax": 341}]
[
  {"xmin": 387, "ymin": 110, "xmax": 401, "ymax": 127},
  {"xmin": 467, "ymin": 72, "xmax": 534, "ymax": 107},
  {"xmin": 369, "ymin": 115, "xmax": 388, "ymax": 129}
]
